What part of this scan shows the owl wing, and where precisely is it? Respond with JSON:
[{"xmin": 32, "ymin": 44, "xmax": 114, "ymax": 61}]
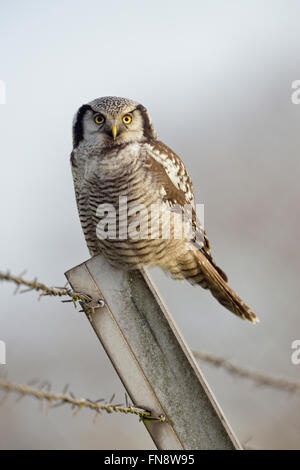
[{"xmin": 142, "ymin": 139, "xmax": 228, "ymax": 282}]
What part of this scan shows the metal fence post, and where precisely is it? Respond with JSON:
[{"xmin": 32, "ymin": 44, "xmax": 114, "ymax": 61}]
[{"xmin": 65, "ymin": 254, "xmax": 242, "ymax": 450}]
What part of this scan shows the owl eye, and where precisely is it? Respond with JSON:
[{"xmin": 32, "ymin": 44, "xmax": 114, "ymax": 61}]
[
  {"xmin": 94, "ymin": 114, "xmax": 105, "ymax": 125},
  {"xmin": 122, "ymin": 114, "xmax": 132, "ymax": 125}
]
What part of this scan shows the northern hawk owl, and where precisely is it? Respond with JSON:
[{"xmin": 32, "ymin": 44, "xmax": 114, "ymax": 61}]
[{"xmin": 71, "ymin": 96, "xmax": 258, "ymax": 323}]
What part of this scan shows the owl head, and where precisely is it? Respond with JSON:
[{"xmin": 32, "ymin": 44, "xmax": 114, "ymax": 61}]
[{"xmin": 72, "ymin": 96, "xmax": 157, "ymax": 149}]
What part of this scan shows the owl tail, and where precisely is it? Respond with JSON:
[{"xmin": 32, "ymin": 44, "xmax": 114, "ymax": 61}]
[{"xmin": 193, "ymin": 250, "xmax": 259, "ymax": 324}]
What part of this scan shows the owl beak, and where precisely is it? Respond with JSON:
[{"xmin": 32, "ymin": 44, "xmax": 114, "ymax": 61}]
[{"xmin": 111, "ymin": 124, "xmax": 118, "ymax": 140}]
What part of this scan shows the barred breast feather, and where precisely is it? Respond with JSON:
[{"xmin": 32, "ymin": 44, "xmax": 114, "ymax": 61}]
[{"xmin": 71, "ymin": 139, "xmax": 258, "ymax": 323}]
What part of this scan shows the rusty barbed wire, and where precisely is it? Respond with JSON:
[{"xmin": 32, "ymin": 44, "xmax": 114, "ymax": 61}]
[
  {"xmin": 193, "ymin": 350, "xmax": 300, "ymax": 394},
  {"xmin": 0, "ymin": 270, "xmax": 91, "ymax": 304},
  {"xmin": 2, "ymin": 270, "xmax": 300, "ymax": 398},
  {"xmin": 0, "ymin": 377, "xmax": 165, "ymax": 422}
]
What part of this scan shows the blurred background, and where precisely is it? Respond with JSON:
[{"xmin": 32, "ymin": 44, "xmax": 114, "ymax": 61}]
[{"xmin": 0, "ymin": 0, "xmax": 300, "ymax": 450}]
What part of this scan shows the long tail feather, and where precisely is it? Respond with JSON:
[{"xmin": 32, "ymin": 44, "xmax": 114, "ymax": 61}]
[{"xmin": 194, "ymin": 250, "xmax": 259, "ymax": 324}]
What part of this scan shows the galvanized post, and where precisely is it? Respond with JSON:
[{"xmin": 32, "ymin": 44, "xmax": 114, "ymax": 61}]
[{"xmin": 65, "ymin": 254, "xmax": 242, "ymax": 450}]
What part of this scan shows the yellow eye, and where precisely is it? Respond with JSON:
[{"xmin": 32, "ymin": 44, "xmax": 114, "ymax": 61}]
[
  {"xmin": 94, "ymin": 114, "xmax": 105, "ymax": 125},
  {"xmin": 122, "ymin": 114, "xmax": 132, "ymax": 124}
]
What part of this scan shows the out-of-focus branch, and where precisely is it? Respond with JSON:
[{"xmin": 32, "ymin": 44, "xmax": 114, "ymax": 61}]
[
  {"xmin": 0, "ymin": 378, "xmax": 164, "ymax": 422},
  {"xmin": 193, "ymin": 350, "xmax": 300, "ymax": 393}
]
